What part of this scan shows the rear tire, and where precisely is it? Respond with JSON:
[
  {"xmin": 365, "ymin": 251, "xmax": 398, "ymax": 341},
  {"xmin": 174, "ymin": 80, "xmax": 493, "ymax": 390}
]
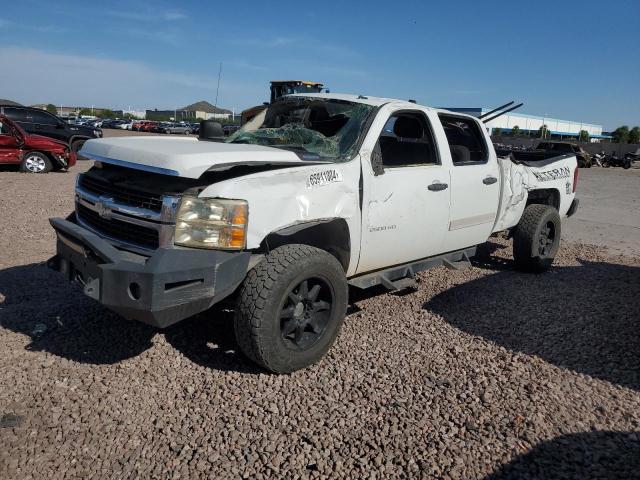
[
  {"xmin": 513, "ymin": 204, "xmax": 561, "ymax": 273},
  {"xmin": 20, "ymin": 151, "xmax": 52, "ymax": 173},
  {"xmin": 234, "ymin": 244, "xmax": 348, "ymax": 373}
]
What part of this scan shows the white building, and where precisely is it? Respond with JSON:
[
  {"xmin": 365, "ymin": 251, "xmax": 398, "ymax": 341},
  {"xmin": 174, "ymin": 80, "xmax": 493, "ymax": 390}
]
[{"xmin": 444, "ymin": 107, "xmax": 607, "ymax": 142}]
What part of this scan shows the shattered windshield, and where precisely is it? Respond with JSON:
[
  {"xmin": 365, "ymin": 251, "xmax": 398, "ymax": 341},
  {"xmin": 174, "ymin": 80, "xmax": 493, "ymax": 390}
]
[{"xmin": 226, "ymin": 98, "xmax": 375, "ymax": 161}]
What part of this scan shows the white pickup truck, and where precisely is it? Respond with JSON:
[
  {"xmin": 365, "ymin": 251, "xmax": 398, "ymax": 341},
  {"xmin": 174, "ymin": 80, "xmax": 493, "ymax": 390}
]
[{"xmin": 49, "ymin": 93, "xmax": 579, "ymax": 372}]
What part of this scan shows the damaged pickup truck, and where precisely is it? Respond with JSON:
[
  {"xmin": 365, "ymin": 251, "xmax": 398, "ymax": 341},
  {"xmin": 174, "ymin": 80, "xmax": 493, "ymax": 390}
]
[{"xmin": 48, "ymin": 93, "xmax": 579, "ymax": 373}]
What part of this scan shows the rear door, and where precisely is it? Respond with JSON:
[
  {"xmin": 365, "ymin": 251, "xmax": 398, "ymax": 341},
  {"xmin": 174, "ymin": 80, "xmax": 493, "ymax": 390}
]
[
  {"xmin": 437, "ymin": 113, "xmax": 501, "ymax": 251},
  {"xmin": 357, "ymin": 106, "xmax": 452, "ymax": 273}
]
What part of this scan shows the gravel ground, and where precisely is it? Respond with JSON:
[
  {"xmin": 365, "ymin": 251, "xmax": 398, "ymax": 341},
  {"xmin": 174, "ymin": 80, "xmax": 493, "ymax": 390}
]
[{"xmin": 1, "ymin": 161, "xmax": 639, "ymax": 479}]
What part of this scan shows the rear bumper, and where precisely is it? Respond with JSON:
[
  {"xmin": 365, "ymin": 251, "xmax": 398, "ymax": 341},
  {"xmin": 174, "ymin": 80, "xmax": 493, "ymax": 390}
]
[
  {"xmin": 48, "ymin": 217, "xmax": 250, "ymax": 328},
  {"xmin": 566, "ymin": 198, "xmax": 579, "ymax": 217}
]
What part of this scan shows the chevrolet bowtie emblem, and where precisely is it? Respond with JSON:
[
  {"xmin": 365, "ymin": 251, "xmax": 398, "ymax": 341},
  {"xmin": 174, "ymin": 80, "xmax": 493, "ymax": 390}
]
[{"xmin": 95, "ymin": 197, "xmax": 114, "ymax": 220}]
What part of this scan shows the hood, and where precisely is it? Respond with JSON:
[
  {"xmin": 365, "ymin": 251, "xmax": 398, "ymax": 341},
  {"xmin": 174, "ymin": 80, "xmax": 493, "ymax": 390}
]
[{"xmin": 80, "ymin": 136, "xmax": 329, "ymax": 178}]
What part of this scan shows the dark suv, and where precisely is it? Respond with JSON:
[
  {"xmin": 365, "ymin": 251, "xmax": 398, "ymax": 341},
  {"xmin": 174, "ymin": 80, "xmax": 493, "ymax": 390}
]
[
  {"xmin": 537, "ymin": 141, "xmax": 592, "ymax": 168},
  {"xmin": 0, "ymin": 105, "xmax": 102, "ymax": 152}
]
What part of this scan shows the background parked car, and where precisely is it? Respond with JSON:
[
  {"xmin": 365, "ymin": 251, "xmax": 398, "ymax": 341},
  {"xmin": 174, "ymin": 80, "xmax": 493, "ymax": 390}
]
[
  {"xmin": 0, "ymin": 105, "xmax": 102, "ymax": 152},
  {"xmin": 223, "ymin": 124, "xmax": 240, "ymax": 136},
  {"xmin": 141, "ymin": 121, "xmax": 159, "ymax": 132},
  {"xmin": 0, "ymin": 114, "xmax": 76, "ymax": 173},
  {"xmin": 160, "ymin": 122, "xmax": 192, "ymax": 134}
]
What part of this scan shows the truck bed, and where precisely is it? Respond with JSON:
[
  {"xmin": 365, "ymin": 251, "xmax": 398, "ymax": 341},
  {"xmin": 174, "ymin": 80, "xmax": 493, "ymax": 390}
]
[{"xmin": 496, "ymin": 148, "xmax": 574, "ymax": 168}]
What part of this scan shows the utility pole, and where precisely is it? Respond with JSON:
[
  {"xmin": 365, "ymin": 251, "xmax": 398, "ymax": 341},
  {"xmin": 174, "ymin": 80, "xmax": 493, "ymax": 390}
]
[{"xmin": 214, "ymin": 62, "xmax": 222, "ymax": 108}]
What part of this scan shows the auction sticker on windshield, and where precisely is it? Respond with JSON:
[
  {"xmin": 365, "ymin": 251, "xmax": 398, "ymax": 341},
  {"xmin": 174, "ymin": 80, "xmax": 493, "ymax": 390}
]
[{"xmin": 307, "ymin": 169, "xmax": 343, "ymax": 188}]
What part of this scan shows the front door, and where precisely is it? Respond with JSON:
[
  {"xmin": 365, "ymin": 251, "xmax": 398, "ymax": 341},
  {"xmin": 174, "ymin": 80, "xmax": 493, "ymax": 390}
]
[
  {"xmin": 437, "ymin": 113, "xmax": 500, "ymax": 251},
  {"xmin": 357, "ymin": 107, "xmax": 452, "ymax": 273},
  {"xmin": 0, "ymin": 121, "xmax": 20, "ymax": 164},
  {"xmin": 30, "ymin": 110, "xmax": 66, "ymax": 142}
]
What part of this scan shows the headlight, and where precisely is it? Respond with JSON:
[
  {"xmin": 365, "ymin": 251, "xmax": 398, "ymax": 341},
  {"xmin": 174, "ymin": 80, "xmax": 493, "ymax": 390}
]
[{"xmin": 174, "ymin": 196, "xmax": 248, "ymax": 250}]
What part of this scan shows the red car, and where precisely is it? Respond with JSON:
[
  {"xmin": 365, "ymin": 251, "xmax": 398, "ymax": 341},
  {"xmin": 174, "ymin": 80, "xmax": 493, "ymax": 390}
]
[
  {"xmin": 0, "ymin": 115, "xmax": 77, "ymax": 173},
  {"xmin": 141, "ymin": 121, "xmax": 159, "ymax": 132}
]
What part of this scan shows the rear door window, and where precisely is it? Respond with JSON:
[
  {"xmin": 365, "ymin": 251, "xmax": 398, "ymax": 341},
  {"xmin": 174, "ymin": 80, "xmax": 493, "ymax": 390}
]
[{"xmin": 438, "ymin": 114, "xmax": 488, "ymax": 165}]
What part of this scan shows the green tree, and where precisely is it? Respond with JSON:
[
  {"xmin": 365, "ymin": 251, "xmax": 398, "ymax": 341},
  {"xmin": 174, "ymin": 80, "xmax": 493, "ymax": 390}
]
[
  {"xmin": 46, "ymin": 104, "xmax": 57, "ymax": 115},
  {"xmin": 492, "ymin": 127, "xmax": 502, "ymax": 137},
  {"xmin": 79, "ymin": 108, "xmax": 93, "ymax": 116},
  {"xmin": 538, "ymin": 124, "xmax": 550, "ymax": 139},
  {"xmin": 579, "ymin": 130, "xmax": 590, "ymax": 142},
  {"xmin": 97, "ymin": 109, "xmax": 115, "ymax": 119},
  {"xmin": 628, "ymin": 126, "xmax": 640, "ymax": 144},
  {"xmin": 511, "ymin": 125, "xmax": 521, "ymax": 137},
  {"xmin": 612, "ymin": 126, "xmax": 630, "ymax": 144}
]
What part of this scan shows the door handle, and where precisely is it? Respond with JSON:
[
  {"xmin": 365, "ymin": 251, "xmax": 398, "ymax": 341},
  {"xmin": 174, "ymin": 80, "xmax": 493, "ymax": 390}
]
[
  {"xmin": 483, "ymin": 176, "xmax": 498, "ymax": 185},
  {"xmin": 428, "ymin": 182, "xmax": 448, "ymax": 191}
]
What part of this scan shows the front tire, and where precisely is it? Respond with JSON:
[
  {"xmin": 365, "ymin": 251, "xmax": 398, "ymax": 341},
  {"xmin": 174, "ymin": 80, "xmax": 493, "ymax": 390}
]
[
  {"xmin": 234, "ymin": 245, "xmax": 348, "ymax": 373},
  {"xmin": 513, "ymin": 204, "xmax": 561, "ymax": 273},
  {"xmin": 20, "ymin": 152, "xmax": 52, "ymax": 173}
]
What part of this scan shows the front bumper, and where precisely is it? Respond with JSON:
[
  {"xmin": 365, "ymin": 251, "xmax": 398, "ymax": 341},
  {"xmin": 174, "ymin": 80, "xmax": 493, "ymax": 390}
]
[{"xmin": 48, "ymin": 217, "xmax": 250, "ymax": 328}]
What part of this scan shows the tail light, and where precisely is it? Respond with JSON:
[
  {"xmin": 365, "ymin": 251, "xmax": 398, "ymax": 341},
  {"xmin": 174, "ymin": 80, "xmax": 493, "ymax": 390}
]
[{"xmin": 572, "ymin": 167, "xmax": 579, "ymax": 193}]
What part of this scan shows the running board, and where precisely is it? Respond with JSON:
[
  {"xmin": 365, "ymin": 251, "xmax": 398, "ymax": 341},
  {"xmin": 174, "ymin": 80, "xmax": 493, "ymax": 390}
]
[
  {"xmin": 379, "ymin": 275, "xmax": 417, "ymax": 291},
  {"xmin": 442, "ymin": 252, "xmax": 472, "ymax": 271},
  {"xmin": 349, "ymin": 247, "xmax": 477, "ymax": 290}
]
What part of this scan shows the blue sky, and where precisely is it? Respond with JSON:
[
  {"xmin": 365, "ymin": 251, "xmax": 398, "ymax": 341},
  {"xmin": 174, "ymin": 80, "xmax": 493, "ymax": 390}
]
[{"xmin": 0, "ymin": 0, "xmax": 638, "ymax": 129}]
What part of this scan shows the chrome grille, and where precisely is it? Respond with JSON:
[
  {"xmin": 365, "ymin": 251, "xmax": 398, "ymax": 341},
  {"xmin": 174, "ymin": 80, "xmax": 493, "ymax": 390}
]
[
  {"xmin": 76, "ymin": 204, "xmax": 159, "ymax": 249},
  {"xmin": 75, "ymin": 173, "xmax": 179, "ymax": 252},
  {"xmin": 79, "ymin": 174, "xmax": 163, "ymax": 212}
]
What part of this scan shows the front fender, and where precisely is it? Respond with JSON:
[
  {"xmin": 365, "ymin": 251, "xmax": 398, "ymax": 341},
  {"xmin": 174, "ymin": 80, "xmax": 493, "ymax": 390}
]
[{"xmin": 198, "ymin": 159, "xmax": 363, "ymax": 275}]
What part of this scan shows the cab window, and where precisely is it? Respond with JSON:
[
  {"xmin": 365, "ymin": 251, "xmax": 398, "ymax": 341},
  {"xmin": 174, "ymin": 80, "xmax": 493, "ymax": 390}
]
[
  {"xmin": 438, "ymin": 114, "xmax": 488, "ymax": 165},
  {"xmin": 377, "ymin": 112, "xmax": 439, "ymax": 167}
]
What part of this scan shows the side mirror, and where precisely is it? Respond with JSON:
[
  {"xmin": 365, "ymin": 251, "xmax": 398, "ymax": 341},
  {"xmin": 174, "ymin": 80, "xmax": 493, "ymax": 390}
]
[{"xmin": 371, "ymin": 144, "xmax": 385, "ymax": 176}]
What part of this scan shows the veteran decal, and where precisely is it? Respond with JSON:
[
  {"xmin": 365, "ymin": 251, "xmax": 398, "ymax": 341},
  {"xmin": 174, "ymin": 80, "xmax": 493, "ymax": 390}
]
[{"xmin": 532, "ymin": 166, "xmax": 571, "ymax": 182}]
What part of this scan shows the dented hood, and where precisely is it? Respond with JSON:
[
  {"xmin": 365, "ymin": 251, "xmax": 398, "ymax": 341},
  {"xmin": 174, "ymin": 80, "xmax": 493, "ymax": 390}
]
[{"xmin": 79, "ymin": 136, "xmax": 327, "ymax": 178}]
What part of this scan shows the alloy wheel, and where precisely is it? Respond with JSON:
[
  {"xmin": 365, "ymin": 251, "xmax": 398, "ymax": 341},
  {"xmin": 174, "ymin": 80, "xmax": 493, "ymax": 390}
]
[
  {"xmin": 24, "ymin": 155, "xmax": 46, "ymax": 173},
  {"xmin": 280, "ymin": 277, "xmax": 333, "ymax": 350},
  {"xmin": 538, "ymin": 221, "xmax": 556, "ymax": 256}
]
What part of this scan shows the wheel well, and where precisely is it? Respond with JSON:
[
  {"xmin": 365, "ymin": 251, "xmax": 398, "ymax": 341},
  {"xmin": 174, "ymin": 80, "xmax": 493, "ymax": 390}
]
[
  {"xmin": 69, "ymin": 137, "xmax": 89, "ymax": 150},
  {"xmin": 260, "ymin": 218, "xmax": 351, "ymax": 272},
  {"xmin": 526, "ymin": 188, "xmax": 560, "ymax": 210}
]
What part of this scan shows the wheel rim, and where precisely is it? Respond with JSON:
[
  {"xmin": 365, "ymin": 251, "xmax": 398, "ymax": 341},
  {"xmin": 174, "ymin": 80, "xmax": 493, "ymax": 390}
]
[
  {"xmin": 25, "ymin": 155, "xmax": 45, "ymax": 172},
  {"xmin": 538, "ymin": 221, "xmax": 556, "ymax": 256},
  {"xmin": 280, "ymin": 277, "xmax": 333, "ymax": 350}
]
